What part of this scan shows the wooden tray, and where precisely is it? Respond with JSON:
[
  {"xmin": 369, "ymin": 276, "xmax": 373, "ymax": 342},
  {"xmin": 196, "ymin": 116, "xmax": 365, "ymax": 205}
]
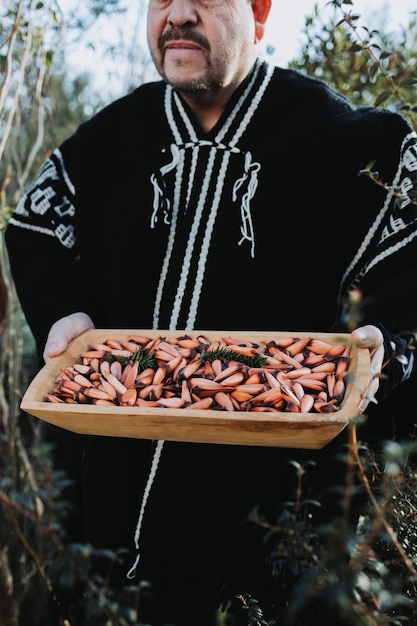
[{"xmin": 20, "ymin": 329, "xmax": 370, "ymax": 449}]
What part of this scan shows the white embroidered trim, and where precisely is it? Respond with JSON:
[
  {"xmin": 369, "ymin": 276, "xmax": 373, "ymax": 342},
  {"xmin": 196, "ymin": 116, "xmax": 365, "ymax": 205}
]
[
  {"xmin": 130, "ymin": 62, "xmax": 275, "ymax": 580},
  {"xmin": 151, "ymin": 60, "xmax": 274, "ymax": 329},
  {"xmin": 126, "ymin": 439, "xmax": 165, "ymax": 580}
]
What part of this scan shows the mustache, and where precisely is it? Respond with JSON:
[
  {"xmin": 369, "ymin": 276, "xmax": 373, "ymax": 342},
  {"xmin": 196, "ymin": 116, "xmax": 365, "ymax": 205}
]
[{"xmin": 159, "ymin": 28, "xmax": 210, "ymax": 52}]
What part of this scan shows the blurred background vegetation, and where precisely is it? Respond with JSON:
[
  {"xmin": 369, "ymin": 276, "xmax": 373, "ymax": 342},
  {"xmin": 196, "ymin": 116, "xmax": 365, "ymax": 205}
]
[{"xmin": 1, "ymin": 1, "xmax": 417, "ymax": 624}]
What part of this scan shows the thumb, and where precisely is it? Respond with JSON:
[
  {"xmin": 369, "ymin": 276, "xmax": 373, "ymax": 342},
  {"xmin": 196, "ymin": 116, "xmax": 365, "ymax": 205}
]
[
  {"xmin": 45, "ymin": 333, "xmax": 69, "ymax": 360},
  {"xmin": 43, "ymin": 312, "xmax": 94, "ymax": 362},
  {"xmin": 351, "ymin": 325, "xmax": 384, "ymax": 350}
]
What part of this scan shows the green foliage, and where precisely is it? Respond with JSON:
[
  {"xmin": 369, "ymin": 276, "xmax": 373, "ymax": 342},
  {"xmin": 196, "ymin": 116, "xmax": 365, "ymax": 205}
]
[
  {"xmin": 0, "ymin": 438, "xmax": 148, "ymax": 625},
  {"xmin": 222, "ymin": 438, "xmax": 417, "ymax": 625},
  {"xmin": 290, "ymin": 2, "xmax": 417, "ymax": 129}
]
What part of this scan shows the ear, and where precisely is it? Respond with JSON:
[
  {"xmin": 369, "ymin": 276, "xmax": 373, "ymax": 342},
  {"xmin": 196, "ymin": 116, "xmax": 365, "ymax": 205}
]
[{"xmin": 252, "ymin": 0, "xmax": 271, "ymax": 43}]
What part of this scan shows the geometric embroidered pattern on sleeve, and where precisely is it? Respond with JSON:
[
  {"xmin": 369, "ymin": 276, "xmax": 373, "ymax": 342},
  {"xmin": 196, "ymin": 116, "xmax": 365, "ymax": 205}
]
[
  {"xmin": 340, "ymin": 130, "xmax": 417, "ymax": 292},
  {"xmin": 7, "ymin": 148, "xmax": 76, "ymax": 250}
]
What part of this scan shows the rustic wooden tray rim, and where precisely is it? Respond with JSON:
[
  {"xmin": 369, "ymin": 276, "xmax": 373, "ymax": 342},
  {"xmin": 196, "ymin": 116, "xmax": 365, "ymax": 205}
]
[{"xmin": 20, "ymin": 329, "xmax": 370, "ymax": 448}]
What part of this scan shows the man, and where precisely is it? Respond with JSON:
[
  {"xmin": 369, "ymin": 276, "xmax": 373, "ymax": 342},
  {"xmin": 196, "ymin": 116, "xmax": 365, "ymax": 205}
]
[{"xmin": 5, "ymin": 0, "xmax": 417, "ymax": 623}]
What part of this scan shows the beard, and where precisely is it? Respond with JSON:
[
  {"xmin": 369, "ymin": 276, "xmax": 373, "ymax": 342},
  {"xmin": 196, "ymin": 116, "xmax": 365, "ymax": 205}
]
[{"xmin": 164, "ymin": 64, "xmax": 217, "ymax": 93}]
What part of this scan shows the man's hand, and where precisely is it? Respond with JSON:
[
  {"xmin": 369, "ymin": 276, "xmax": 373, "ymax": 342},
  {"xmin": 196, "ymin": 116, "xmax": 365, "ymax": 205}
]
[
  {"xmin": 350, "ymin": 324, "xmax": 385, "ymax": 413},
  {"xmin": 43, "ymin": 312, "xmax": 95, "ymax": 363}
]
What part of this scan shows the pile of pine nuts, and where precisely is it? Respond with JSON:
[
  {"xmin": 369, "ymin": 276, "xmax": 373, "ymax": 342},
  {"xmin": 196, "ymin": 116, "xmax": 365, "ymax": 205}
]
[{"xmin": 46, "ymin": 333, "xmax": 352, "ymax": 414}]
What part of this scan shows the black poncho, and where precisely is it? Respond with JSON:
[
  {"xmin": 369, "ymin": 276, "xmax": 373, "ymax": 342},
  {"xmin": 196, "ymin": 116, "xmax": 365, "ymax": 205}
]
[{"xmin": 6, "ymin": 59, "xmax": 417, "ymax": 621}]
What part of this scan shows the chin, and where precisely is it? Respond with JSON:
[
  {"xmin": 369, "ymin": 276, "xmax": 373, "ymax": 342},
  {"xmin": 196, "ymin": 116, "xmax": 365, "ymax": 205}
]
[
  {"xmin": 171, "ymin": 79, "xmax": 209, "ymax": 93},
  {"xmin": 164, "ymin": 64, "xmax": 209, "ymax": 90}
]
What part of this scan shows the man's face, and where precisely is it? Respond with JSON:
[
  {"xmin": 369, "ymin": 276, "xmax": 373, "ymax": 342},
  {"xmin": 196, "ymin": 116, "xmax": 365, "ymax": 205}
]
[{"xmin": 146, "ymin": 0, "xmax": 259, "ymax": 96}]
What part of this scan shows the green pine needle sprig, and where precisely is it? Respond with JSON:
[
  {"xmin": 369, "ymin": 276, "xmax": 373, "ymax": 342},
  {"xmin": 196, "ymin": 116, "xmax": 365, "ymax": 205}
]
[
  {"xmin": 106, "ymin": 349, "xmax": 157, "ymax": 372},
  {"xmin": 200, "ymin": 347, "xmax": 268, "ymax": 368}
]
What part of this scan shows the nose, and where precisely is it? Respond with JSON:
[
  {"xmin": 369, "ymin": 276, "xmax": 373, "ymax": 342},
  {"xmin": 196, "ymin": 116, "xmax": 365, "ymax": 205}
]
[{"xmin": 167, "ymin": 0, "xmax": 198, "ymax": 27}]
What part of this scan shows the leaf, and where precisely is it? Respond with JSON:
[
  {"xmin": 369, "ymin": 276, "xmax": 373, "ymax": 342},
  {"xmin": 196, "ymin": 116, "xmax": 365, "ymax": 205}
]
[
  {"xmin": 358, "ymin": 160, "xmax": 377, "ymax": 177},
  {"xmin": 349, "ymin": 43, "xmax": 364, "ymax": 52},
  {"xmin": 374, "ymin": 91, "xmax": 392, "ymax": 107},
  {"xmin": 369, "ymin": 62, "xmax": 380, "ymax": 82},
  {"xmin": 396, "ymin": 354, "xmax": 409, "ymax": 365},
  {"xmin": 399, "ymin": 76, "xmax": 417, "ymax": 87}
]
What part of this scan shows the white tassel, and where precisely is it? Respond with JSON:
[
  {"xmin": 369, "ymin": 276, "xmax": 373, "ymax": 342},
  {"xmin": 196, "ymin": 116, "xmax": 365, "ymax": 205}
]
[
  {"xmin": 233, "ymin": 151, "xmax": 260, "ymax": 258},
  {"xmin": 150, "ymin": 144, "xmax": 181, "ymax": 228}
]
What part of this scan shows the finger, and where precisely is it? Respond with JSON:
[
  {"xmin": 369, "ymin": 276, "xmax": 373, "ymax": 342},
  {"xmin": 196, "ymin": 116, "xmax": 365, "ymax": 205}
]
[
  {"xmin": 351, "ymin": 325, "xmax": 384, "ymax": 350},
  {"xmin": 44, "ymin": 332, "xmax": 69, "ymax": 362},
  {"xmin": 358, "ymin": 376, "xmax": 380, "ymax": 414},
  {"xmin": 43, "ymin": 313, "xmax": 95, "ymax": 363},
  {"xmin": 44, "ymin": 336, "xmax": 68, "ymax": 361}
]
